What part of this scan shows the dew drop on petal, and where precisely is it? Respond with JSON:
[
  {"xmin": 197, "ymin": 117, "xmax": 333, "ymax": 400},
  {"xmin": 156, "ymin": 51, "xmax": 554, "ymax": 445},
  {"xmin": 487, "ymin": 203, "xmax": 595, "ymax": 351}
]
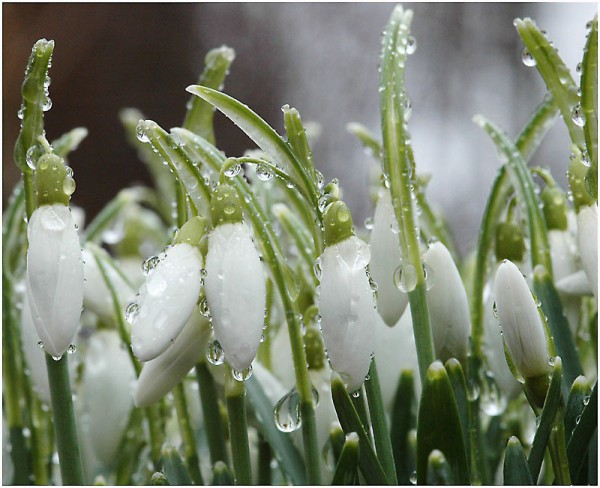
[
  {"xmin": 199, "ymin": 297, "xmax": 211, "ymax": 317},
  {"xmin": 67, "ymin": 344, "xmax": 76, "ymax": 354},
  {"xmin": 313, "ymin": 258, "xmax": 322, "ymax": 281},
  {"xmin": 136, "ymin": 123, "xmax": 150, "ymax": 143},
  {"xmin": 316, "ymin": 170, "xmax": 325, "ymax": 190},
  {"xmin": 52, "ymin": 355, "xmax": 62, "ymax": 361},
  {"xmin": 232, "ymin": 365, "xmax": 253, "ymax": 382},
  {"xmin": 26, "ymin": 146, "xmax": 38, "ymax": 170},
  {"xmin": 207, "ymin": 339, "xmax": 224, "ymax": 365},
  {"xmin": 423, "ymin": 262, "xmax": 435, "ymax": 290},
  {"xmin": 364, "ymin": 216, "xmax": 374, "ymax": 230},
  {"xmin": 394, "ymin": 263, "xmax": 417, "ymax": 292},
  {"xmin": 37, "ymin": 341, "xmax": 44, "ymax": 349},
  {"xmin": 142, "ymin": 255, "xmax": 160, "ymax": 275},
  {"xmin": 125, "ymin": 302, "xmax": 140, "ymax": 324},
  {"xmin": 492, "ymin": 301, "xmax": 499, "ymax": 318}
]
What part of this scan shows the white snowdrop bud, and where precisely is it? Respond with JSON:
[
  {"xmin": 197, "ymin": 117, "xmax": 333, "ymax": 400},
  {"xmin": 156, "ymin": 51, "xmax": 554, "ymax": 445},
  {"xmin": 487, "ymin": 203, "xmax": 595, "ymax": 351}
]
[
  {"xmin": 423, "ymin": 241, "xmax": 470, "ymax": 364},
  {"xmin": 79, "ymin": 330, "xmax": 135, "ymax": 466},
  {"xmin": 576, "ymin": 204, "xmax": 597, "ymax": 298},
  {"xmin": 317, "ymin": 201, "xmax": 377, "ymax": 393},
  {"xmin": 130, "ymin": 242, "xmax": 203, "ymax": 362},
  {"xmin": 369, "ymin": 188, "xmax": 408, "ymax": 326},
  {"xmin": 494, "ymin": 260, "xmax": 549, "ymax": 380},
  {"xmin": 135, "ymin": 308, "xmax": 211, "ymax": 407},
  {"xmin": 26, "ymin": 204, "xmax": 83, "ymax": 358}
]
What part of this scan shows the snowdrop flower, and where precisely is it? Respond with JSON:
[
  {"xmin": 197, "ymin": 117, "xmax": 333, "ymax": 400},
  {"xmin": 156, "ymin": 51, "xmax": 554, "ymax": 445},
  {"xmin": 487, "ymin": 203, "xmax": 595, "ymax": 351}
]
[
  {"xmin": 26, "ymin": 151, "xmax": 83, "ymax": 358},
  {"xmin": 135, "ymin": 307, "xmax": 211, "ymax": 407},
  {"xmin": 82, "ymin": 246, "xmax": 136, "ymax": 320},
  {"xmin": 495, "ymin": 260, "xmax": 549, "ymax": 407},
  {"xmin": 130, "ymin": 216, "xmax": 205, "ymax": 362},
  {"xmin": 205, "ymin": 184, "xmax": 266, "ymax": 373},
  {"xmin": 79, "ymin": 330, "xmax": 135, "ymax": 466},
  {"xmin": 369, "ymin": 188, "xmax": 408, "ymax": 326},
  {"xmin": 423, "ymin": 241, "xmax": 470, "ymax": 364},
  {"xmin": 316, "ymin": 200, "xmax": 377, "ymax": 392}
]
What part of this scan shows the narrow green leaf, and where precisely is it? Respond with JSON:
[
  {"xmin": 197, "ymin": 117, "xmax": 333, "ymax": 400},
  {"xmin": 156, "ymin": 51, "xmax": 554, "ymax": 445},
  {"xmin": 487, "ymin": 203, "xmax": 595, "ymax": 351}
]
[
  {"xmin": 282, "ymin": 104, "xmax": 319, "ymax": 184},
  {"xmin": 185, "ymin": 85, "xmax": 317, "ymax": 206},
  {"xmin": 346, "ymin": 122, "xmax": 381, "ymax": 161},
  {"xmin": 331, "ymin": 373, "xmax": 389, "ymax": 485},
  {"xmin": 211, "ymin": 461, "xmax": 234, "ymax": 486},
  {"xmin": 244, "ymin": 376, "xmax": 307, "ymax": 485},
  {"xmin": 580, "ymin": 16, "xmax": 598, "ymax": 197},
  {"xmin": 514, "ymin": 18, "xmax": 584, "ymax": 148},
  {"xmin": 427, "ymin": 449, "xmax": 455, "ymax": 485},
  {"xmin": 514, "ymin": 95, "xmax": 557, "ymax": 162},
  {"xmin": 504, "ymin": 436, "xmax": 534, "ymax": 485},
  {"xmin": 390, "ymin": 370, "xmax": 416, "ymax": 484},
  {"xmin": 567, "ymin": 381, "xmax": 597, "ymax": 480},
  {"xmin": 533, "ymin": 270, "xmax": 583, "ymax": 390},
  {"xmin": 160, "ymin": 446, "xmax": 193, "ymax": 486},
  {"xmin": 225, "ymin": 375, "xmax": 252, "ymax": 486},
  {"xmin": 444, "ymin": 359, "xmax": 470, "ymax": 460},
  {"xmin": 564, "ymin": 376, "xmax": 592, "ymax": 444},
  {"xmin": 527, "ymin": 356, "xmax": 563, "ymax": 482},
  {"xmin": 183, "ymin": 46, "xmax": 235, "ymax": 144},
  {"xmin": 51, "ymin": 127, "xmax": 88, "ymax": 160},
  {"xmin": 331, "ymin": 432, "xmax": 360, "ymax": 485},
  {"xmin": 416, "ymin": 361, "xmax": 469, "ymax": 485},
  {"xmin": 150, "ymin": 472, "xmax": 169, "ymax": 485}
]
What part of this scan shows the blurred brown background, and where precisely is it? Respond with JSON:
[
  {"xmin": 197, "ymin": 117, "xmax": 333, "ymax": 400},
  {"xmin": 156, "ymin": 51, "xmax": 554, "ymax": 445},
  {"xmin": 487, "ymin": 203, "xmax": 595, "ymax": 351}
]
[{"xmin": 4, "ymin": 3, "xmax": 597, "ymax": 255}]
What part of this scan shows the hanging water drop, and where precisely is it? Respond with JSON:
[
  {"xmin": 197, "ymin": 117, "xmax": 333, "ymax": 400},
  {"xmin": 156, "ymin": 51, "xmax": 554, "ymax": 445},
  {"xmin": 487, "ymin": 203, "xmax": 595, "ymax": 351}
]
[
  {"xmin": 52, "ymin": 355, "xmax": 62, "ymax": 361},
  {"xmin": 316, "ymin": 170, "xmax": 325, "ymax": 190},
  {"xmin": 492, "ymin": 301, "xmax": 498, "ymax": 318},
  {"xmin": 314, "ymin": 258, "xmax": 323, "ymax": 280},
  {"xmin": 572, "ymin": 104, "xmax": 585, "ymax": 127},
  {"xmin": 548, "ymin": 356, "xmax": 556, "ymax": 367},
  {"xmin": 224, "ymin": 163, "xmax": 242, "ymax": 178},
  {"xmin": 207, "ymin": 339, "xmax": 225, "ymax": 365},
  {"xmin": 318, "ymin": 195, "xmax": 329, "ymax": 213},
  {"xmin": 232, "ymin": 365, "xmax": 253, "ymax": 382},
  {"xmin": 521, "ymin": 48, "xmax": 536, "ymax": 67},
  {"xmin": 63, "ymin": 176, "xmax": 76, "ymax": 196},
  {"xmin": 583, "ymin": 395, "xmax": 590, "ymax": 406},
  {"xmin": 274, "ymin": 387, "xmax": 302, "ymax": 433},
  {"xmin": 17, "ymin": 104, "xmax": 25, "ymax": 120},
  {"xmin": 125, "ymin": 302, "xmax": 140, "ymax": 324},
  {"xmin": 136, "ymin": 123, "xmax": 150, "ymax": 143},
  {"xmin": 364, "ymin": 216, "xmax": 374, "ymax": 230},
  {"xmin": 423, "ymin": 262, "xmax": 435, "ymax": 290},
  {"xmin": 394, "ymin": 263, "xmax": 417, "ymax": 292},
  {"xmin": 142, "ymin": 255, "xmax": 161, "ymax": 275},
  {"xmin": 256, "ymin": 164, "xmax": 274, "ymax": 182},
  {"xmin": 199, "ymin": 297, "xmax": 211, "ymax": 317},
  {"xmin": 42, "ymin": 96, "xmax": 52, "ymax": 112},
  {"xmin": 409, "ymin": 471, "xmax": 417, "ymax": 485},
  {"xmin": 37, "ymin": 341, "xmax": 44, "ymax": 349},
  {"xmin": 406, "ymin": 35, "xmax": 417, "ymax": 55},
  {"xmin": 26, "ymin": 145, "xmax": 38, "ymax": 170}
]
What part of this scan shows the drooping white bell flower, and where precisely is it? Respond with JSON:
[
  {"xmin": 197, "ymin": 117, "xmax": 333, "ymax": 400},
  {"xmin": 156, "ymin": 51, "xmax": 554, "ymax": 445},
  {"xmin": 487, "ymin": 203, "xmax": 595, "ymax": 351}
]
[
  {"xmin": 576, "ymin": 204, "xmax": 597, "ymax": 298},
  {"xmin": 82, "ymin": 246, "xmax": 136, "ymax": 320},
  {"xmin": 494, "ymin": 260, "xmax": 549, "ymax": 382},
  {"xmin": 135, "ymin": 307, "xmax": 211, "ymax": 407},
  {"xmin": 129, "ymin": 217, "xmax": 205, "ymax": 362},
  {"xmin": 205, "ymin": 185, "xmax": 266, "ymax": 373},
  {"xmin": 316, "ymin": 201, "xmax": 377, "ymax": 393},
  {"xmin": 27, "ymin": 204, "xmax": 84, "ymax": 358},
  {"xmin": 79, "ymin": 330, "xmax": 135, "ymax": 466},
  {"xmin": 422, "ymin": 241, "xmax": 470, "ymax": 364},
  {"xmin": 368, "ymin": 188, "xmax": 408, "ymax": 327}
]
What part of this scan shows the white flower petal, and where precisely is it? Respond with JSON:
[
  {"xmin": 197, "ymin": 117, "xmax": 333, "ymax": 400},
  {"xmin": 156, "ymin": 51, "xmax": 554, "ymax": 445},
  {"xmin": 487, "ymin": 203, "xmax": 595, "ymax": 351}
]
[
  {"xmin": 135, "ymin": 308, "xmax": 211, "ymax": 407},
  {"xmin": 555, "ymin": 269, "xmax": 593, "ymax": 295},
  {"xmin": 369, "ymin": 189, "xmax": 408, "ymax": 326},
  {"xmin": 494, "ymin": 260, "xmax": 548, "ymax": 378},
  {"xmin": 205, "ymin": 223, "xmax": 266, "ymax": 372},
  {"xmin": 548, "ymin": 229, "xmax": 580, "ymax": 282},
  {"xmin": 317, "ymin": 236, "xmax": 377, "ymax": 392},
  {"xmin": 131, "ymin": 243, "xmax": 203, "ymax": 362},
  {"xmin": 79, "ymin": 330, "xmax": 135, "ymax": 465},
  {"xmin": 576, "ymin": 204, "xmax": 597, "ymax": 298},
  {"xmin": 82, "ymin": 248, "xmax": 136, "ymax": 320},
  {"xmin": 26, "ymin": 204, "xmax": 84, "ymax": 358},
  {"xmin": 423, "ymin": 241, "xmax": 470, "ymax": 363}
]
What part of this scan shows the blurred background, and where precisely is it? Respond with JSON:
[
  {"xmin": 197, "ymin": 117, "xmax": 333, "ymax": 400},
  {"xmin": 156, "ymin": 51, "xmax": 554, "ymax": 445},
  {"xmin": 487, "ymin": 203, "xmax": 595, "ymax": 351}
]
[{"xmin": 4, "ymin": 3, "xmax": 597, "ymax": 256}]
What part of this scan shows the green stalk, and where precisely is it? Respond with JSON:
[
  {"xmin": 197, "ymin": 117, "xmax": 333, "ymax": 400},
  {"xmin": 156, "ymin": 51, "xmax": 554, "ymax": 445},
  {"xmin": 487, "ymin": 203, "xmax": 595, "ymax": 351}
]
[
  {"xmin": 173, "ymin": 383, "xmax": 204, "ymax": 485},
  {"xmin": 257, "ymin": 435, "xmax": 272, "ymax": 485},
  {"xmin": 548, "ymin": 423, "xmax": 571, "ymax": 485},
  {"xmin": 379, "ymin": 5, "xmax": 434, "ymax": 383},
  {"xmin": 365, "ymin": 360, "xmax": 398, "ymax": 484},
  {"xmin": 225, "ymin": 370, "xmax": 252, "ymax": 485},
  {"xmin": 195, "ymin": 362, "xmax": 229, "ymax": 465},
  {"xmin": 45, "ymin": 355, "xmax": 84, "ymax": 485}
]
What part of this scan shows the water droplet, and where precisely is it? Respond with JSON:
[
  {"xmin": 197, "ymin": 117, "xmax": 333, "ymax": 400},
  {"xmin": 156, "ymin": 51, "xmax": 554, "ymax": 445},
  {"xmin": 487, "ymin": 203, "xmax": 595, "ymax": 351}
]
[
  {"xmin": 364, "ymin": 216, "xmax": 374, "ymax": 230},
  {"xmin": 37, "ymin": 341, "xmax": 44, "ymax": 349},
  {"xmin": 403, "ymin": 97, "xmax": 412, "ymax": 121},
  {"xmin": 63, "ymin": 176, "xmax": 76, "ymax": 196},
  {"xmin": 393, "ymin": 263, "xmax": 417, "ymax": 292},
  {"xmin": 17, "ymin": 104, "xmax": 25, "ymax": 120},
  {"xmin": 423, "ymin": 262, "xmax": 434, "ymax": 291},
  {"xmin": 480, "ymin": 371, "xmax": 506, "ymax": 416},
  {"xmin": 548, "ymin": 356, "xmax": 556, "ymax": 367},
  {"xmin": 369, "ymin": 276, "xmax": 378, "ymax": 292},
  {"xmin": 223, "ymin": 202, "xmax": 236, "ymax": 215},
  {"xmin": 274, "ymin": 387, "xmax": 302, "ymax": 433},
  {"xmin": 466, "ymin": 379, "xmax": 480, "ymax": 402},
  {"xmin": 125, "ymin": 302, "xmax": 140, "ymax": 324},
  {"xmin": 351, "ymin": 390, "xmax": 360, "ymax": 398},
  {"xmin": 583, "ymin": 395, "xmax": 591, "ymax": 406},
  {"xmin": 224, "ymin": 163, "xmax": 242, "ymax": 178},
  {"xmin": 576, "ymin": 62, "xmax": 583, "ymax": 74},
  {"xmin": 42, "ymin": 96, "xmax": 52, "ymax": 112},
  {"xmin": 406, "ymin": 35, "xmax": 417, "ymax": 55},
  {"xmin": 67, "ymin": 344, "xmax": 76, "ymax": 355},
  {"xmin": 199, "ymin": 297, "xmax": 210, "ymax": 317},
  {"xmin": 575, "ymin": 414, "xmax": 581, "ymax": 425},
  {"xmin": 316, "ymin": 170, "xmax": 325, "ymax": 190},
  {"xmin": 256, "ymin": 164, "xmax": 273, "ymax": 182},
  {"xmin": 232, "ymin": 365, "xmax": 253, "ymax": 381},
  {"xmin": 492, "ymin": 301, "xmax": 498, "ymax": 318},
  {"xmin": 142, "ymin": 255, "xmax": 161, "ymax": 275},
  {"xmin": 313, "ymin": 258, "xmax": 322, "ymax": 281},
  {"xmin": 581, "ymin": 152, "xmax": 591, "ymax": 167},
  {"xmin": 572, "ymin": 104, "xmax": 585, "ymax": 127},
  {"xmin": 390, "ymin": 219, "xmax": 400, "ymax": 234},
  {"xmin": 410, "ymin": 471, "xmax": 417, "ymax": 485},
  {"xmin": 26, "ymin": 145, "xmax": 38, "ymax": 170},
  {"xmin": 52, "ymin": 355, "xmax": 62, "ymax": 361},
  {"xmin": 136, "ymin": 123, "xmax": 150, "ymax": 143},
  {"xmin": 521, "ymin": 48, "xmax": 537, "ymax": 67},
  {"xmin": 207, "ymin": 339, "xmax": 225, "ymax": 365},
  {"xmin": 318, "ymin": 195, "xmax": 329, "ymax": 214}
]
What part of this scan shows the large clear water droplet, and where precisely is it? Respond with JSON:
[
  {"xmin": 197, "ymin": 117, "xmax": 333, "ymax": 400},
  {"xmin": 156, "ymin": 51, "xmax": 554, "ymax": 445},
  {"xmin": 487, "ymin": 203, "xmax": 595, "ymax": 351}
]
[
  {"xmin": 521, "ymin": 48, "xmax": 536, "ymax": 67},
  {"xmin": 232, "ymin": 365, "xmax": 253, "ymax": 382},
  {"xmin": 393, "ymin": 263, "xmax": 417, "ymax": 292},
  {"xmin": 406, "ymin": 36, "xmax": 417, "ymax": 55},
  {"xmin": 125, "ymin": 302, "xmax": 140, "ymax": 324},
  {"xmin": 63, "ymin": 176, "xmax": 76, "ymax": 196},
  {"xmin": 274, "ymin": 387, "xmax": 302, "ymax": 433},
  {"xmin": 67, "ymin": 344, "xmax": 77, "ymax": 355},
  {"xmin": 224, "ymin": 163, "xmax": 242, "ymax": 178},
  {"xmin": 207, "ymin": 339, "xmax": 225, "ymax": 365},
  {"xmin": 26, "ymin": 145, "xmax": 38, "ymax": 170},
  {"xmin": 256, "ymin": 164, "xmax": 273, "ymax": 182},
  {"xmin": 142, "ymin": 255, "xmax": 160, "ymax": 275},
  {"xmin": 136, "ymin": 123, "xmax": 150, "ymax": 143}
]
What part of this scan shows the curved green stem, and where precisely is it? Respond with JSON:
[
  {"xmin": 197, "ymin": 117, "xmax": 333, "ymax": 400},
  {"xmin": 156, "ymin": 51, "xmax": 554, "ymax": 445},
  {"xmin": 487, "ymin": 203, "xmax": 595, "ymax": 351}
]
[{"xmin": 225, "ymin": 370, "xmax": 252, "ymax": 485}]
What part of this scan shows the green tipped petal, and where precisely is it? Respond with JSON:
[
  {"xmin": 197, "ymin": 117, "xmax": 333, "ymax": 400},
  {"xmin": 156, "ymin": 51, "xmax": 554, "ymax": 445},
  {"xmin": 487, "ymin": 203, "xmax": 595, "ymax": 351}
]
[
  {"xmin": 569, "ymin": 147, "xmax": 596, "ymax": 211},
  {"xmin": 541, "ymin": 185, "xmax": 568, "ymax": 231},
  {"xmin": 494, "ymin": 222, "xmax": 526, "ymax": 262},
  {"xmin": 323, "ymin": 201, "xmax": 354, "ymax": 247},
  {"xmin": 34, "ymin": 153, "xmax": 71, "ymax": 206},
  {"xmin": 174, "ymin": 216, "xmax": 207, "ymax": 249},
  {"xmin": 210, "ymin": 184, "xmax": 243, "ymax": 227}
]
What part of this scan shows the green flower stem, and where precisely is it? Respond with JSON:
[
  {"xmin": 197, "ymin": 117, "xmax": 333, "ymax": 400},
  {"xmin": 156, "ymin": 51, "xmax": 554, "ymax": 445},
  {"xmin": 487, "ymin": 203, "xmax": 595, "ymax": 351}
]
[
  {"xmin": 30, "ymin": 397, "xmax": 50, "ymax": 485},
  {"xmin": 581, "ymin": 16, "xmax": 598, "ymax": 199},
  {"xmin": 173, "ymin": 383, "xmax": 204, "ymax": 485},
  {"xmin": 44, "ymin": 354, "xmax": 84, "ymax": 485},
  {"xmin": 351, "ymin": 389, "xmax": 372, "ymax": 442},
  {"xmin": 257, "ymin": 435, "xmax": 272, "ymax": 485},
  {"xmin": 365, "ymin": 360, "xmax": 398, "ymax": 484},
  {"xmin": 380, "ymin": 5, "xmax": 434, "ymax": 383},
  {"xmin": 170, "ymin": 128, "xmax": 322, "ymax": 484},
  {"xmin": 548, "ymin": 422, "xmax": 571, "ymax": 485},
  {"xmin": 225, "ymin": 369, "xmax": 252, "ymax": 485},
  {"xmin": 195, "ymin": 362, "xmax": 230, "ymax": 466}
]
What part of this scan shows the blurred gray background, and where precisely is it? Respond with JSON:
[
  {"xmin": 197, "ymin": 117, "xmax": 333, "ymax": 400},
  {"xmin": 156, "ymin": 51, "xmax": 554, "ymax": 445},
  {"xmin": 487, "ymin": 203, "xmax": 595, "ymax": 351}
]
[{"xmin": 4, "ymin": 3, "xmax": 597, "ymax": 256}]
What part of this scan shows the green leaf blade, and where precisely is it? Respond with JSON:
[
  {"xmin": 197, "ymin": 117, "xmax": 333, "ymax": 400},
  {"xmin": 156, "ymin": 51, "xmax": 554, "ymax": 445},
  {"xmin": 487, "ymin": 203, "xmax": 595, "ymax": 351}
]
[{"xmin": 504, "ymin": 437, "xmax": 534, "ymax": 485}]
